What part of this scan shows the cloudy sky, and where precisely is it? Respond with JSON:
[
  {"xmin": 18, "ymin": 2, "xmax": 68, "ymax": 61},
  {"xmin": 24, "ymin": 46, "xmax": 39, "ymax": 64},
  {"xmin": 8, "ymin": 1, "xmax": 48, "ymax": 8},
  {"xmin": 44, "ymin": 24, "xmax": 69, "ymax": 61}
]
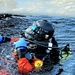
[{"xmin": 0, "ymin": 0, "xmax": 75, "ymax": 17}]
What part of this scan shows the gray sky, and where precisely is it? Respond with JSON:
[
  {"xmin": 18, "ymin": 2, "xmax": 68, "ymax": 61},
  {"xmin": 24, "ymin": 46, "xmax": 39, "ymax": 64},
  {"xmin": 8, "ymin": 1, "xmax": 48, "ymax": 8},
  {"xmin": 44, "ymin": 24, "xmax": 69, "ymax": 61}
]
[{"xmin": 0, "ymin": 0, "xmax": 75, "ymax": 17}]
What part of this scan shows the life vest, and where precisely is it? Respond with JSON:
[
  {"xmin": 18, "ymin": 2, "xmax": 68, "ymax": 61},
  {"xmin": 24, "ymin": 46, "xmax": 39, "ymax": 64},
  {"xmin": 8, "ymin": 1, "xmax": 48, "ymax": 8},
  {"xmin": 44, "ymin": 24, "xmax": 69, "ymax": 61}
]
[{"xmin": 18, "ymin": 58, "xmax": 33, "ymax": 74}]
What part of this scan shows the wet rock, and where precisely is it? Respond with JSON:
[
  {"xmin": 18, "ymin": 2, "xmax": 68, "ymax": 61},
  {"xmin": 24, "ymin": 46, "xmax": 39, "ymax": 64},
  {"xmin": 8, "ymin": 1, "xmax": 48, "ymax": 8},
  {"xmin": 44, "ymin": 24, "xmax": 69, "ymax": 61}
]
[{"xmin": 0, "ymin": 14, "xmax": 12, "ymax": 20}]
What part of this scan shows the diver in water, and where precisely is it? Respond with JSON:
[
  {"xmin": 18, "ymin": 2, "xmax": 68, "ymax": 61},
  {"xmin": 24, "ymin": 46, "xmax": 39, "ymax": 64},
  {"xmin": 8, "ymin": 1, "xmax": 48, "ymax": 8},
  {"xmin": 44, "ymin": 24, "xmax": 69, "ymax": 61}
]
[
  {"xmin": 0, "ymin": 20, "xmax": 59, "ymax": 74},
  {"xmin": 23, "ymin": 20, "xmax": 59, "ymax": 63}
]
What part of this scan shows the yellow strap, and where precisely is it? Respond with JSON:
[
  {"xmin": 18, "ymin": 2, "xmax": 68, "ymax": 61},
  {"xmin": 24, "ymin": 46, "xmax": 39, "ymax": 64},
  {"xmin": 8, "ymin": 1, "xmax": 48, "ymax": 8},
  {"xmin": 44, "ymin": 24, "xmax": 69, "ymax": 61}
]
[{"xmin": 34, "ymin": 60, "xmax": 43, "ymax": 68}]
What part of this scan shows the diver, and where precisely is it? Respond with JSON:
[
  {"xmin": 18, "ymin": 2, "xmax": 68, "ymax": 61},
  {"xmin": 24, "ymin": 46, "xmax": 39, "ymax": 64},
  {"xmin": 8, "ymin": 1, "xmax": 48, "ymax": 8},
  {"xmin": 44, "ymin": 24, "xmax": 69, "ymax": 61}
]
[
  {"xmin": 24, "ymin": 20, "xmax": 59, "ymax": 62},
  {"xmin": 62, "ymin": 43, "xmax": 71, "ymax": 56}
]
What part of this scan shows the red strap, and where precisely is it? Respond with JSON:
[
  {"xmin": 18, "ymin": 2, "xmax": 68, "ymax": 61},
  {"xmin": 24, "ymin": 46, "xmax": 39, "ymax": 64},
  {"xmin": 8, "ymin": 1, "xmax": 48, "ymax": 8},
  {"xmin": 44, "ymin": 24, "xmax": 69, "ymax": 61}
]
[{"xmin": 10, "ymin": 38, "xmax": 20, "ymax": 42}]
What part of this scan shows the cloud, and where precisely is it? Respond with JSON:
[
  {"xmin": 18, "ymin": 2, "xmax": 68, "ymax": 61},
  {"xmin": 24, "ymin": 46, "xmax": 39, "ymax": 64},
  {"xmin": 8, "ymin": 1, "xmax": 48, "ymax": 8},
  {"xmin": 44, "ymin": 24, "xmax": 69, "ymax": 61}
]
[
  {"xmin": 44, "ymin": 0, "xmax": 75, "ymax": 17},
  {"xmin": 0, "ymin": 0, "xmax": 17, "ymax": 13},
  {"xmin": 25, "ymin": 0, "xmax": 75, "ymax": 17},
  {"xmin": 0, "ymin": 0, "xmax": 75, "ymax": 17},
  {"xmin": 50, "ymin": 0, "xmax": 75, "ymax": 6}
]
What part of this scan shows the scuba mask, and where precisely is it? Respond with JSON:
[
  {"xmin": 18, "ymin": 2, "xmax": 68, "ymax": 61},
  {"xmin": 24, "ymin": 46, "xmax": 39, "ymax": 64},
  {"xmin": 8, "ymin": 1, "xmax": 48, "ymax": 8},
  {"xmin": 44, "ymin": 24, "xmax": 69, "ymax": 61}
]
[
  {"xmin": 25, "ymin": 20, "xmax": 54, "ymax": 41},
  {"xmin": 31, "ymin": 24, "xmax": 50, "ymax": 41}
]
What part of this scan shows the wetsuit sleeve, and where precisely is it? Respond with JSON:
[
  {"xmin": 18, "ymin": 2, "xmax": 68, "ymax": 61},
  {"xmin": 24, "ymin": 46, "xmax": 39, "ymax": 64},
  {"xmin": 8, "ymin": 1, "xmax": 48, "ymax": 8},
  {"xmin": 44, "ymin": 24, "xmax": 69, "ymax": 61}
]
[
  {"xmin": 0, "ymin": 35, "xmax": 3, "ymax": 43},
  {"xmin": 0, "ymin": 35, "xmax": 11, "ymax": 43},
  {"xmin": 2, "ymin": 37, "xmax": 11, "ymax": 42}
]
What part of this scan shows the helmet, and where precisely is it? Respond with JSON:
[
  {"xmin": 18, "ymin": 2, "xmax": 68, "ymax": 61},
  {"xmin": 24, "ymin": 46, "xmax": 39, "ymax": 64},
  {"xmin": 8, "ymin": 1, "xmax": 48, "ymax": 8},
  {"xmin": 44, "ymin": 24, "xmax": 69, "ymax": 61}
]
[{"xmin": 25, "ymin": 20, "xmax": 54, "ymax": 41}]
